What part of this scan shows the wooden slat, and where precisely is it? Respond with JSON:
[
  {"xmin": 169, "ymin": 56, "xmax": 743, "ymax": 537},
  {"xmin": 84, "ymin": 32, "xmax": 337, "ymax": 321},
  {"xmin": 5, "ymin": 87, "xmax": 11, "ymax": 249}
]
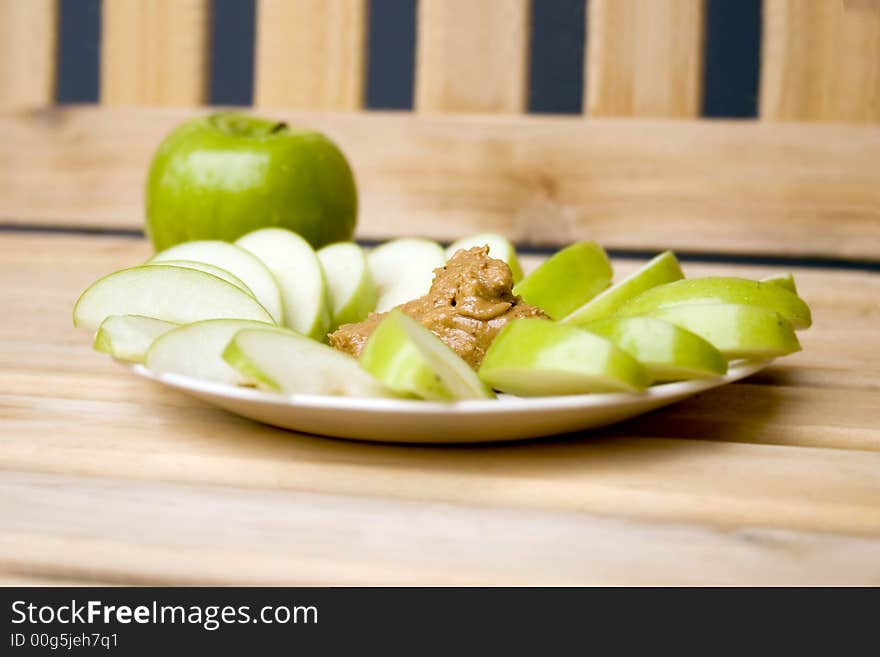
[
  {"xmin": 761, "ymin": 0, "xmax": 880, "ymax": 123},
  {"xmin": 586, "ymin": 0, "xmax": 705, "ymax": 117},
  {"xmin": 2, "ymin": 107, "xmax": 880, "ymax": 259},
  {"xmin": 254, "ymin": 0, "xmax": 366, "ymax": 110},
  {"xmin": 415, "ymin": 0, "xmax": 529, "ymax": 113},
  {"xmin": 0, "ymin": 572, "xmax": 114, "ymax": 587},
  {"xmin": 0, "ymin": 0, "xmax": 57, "ymax": 107},
  {"xmin": 3, "ymin": 384, "xmax": 880, "ymax": 537},
  {"xmin": 2, "ymin": 469, "xmax": 878, "ymax": 585},
  {"xmin": 101, "ymin": 0, "xmax": 210, "ymax": 106}
]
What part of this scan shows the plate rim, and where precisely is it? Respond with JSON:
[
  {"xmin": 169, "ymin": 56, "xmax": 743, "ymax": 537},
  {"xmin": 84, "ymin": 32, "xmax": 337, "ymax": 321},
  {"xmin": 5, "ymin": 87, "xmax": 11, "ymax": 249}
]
[{"xmin": 129, "ymin": 359, "xmax": 771, "ymax": 415}]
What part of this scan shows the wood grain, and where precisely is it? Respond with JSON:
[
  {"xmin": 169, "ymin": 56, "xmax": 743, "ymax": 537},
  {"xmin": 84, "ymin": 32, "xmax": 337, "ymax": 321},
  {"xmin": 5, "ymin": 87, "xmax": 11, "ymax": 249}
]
[
  {"xmin": 3, "ymin": 383, "xmax": 880, "ymax": 537},
  {"xmin": 586, "ymin": 0, "xmax": 705, "ymax": 117},
  {"xmin": 761, "ymin": 0, "xmax": 880, "ymax": 123},
  {"xmin": 0, "ymin": 0, "xmax": 57, "ymax": 108},
  {"xmin": 2, "ymin": 469, "xmax": 878, "ymax": 585},
  {"xmin": 415, "ymin": 0, "xmax": 529, "ymax": 113},
  {"xmin": 2, "ymin": 107, "xmax": 880, "ymax": 260},
  {"xmin": 254, "ymin": 0, "xmax": 366, "ymax": 110},
  {"xmin": 101, "ymin": 0, "xmax": 211, "ymax": 106}
]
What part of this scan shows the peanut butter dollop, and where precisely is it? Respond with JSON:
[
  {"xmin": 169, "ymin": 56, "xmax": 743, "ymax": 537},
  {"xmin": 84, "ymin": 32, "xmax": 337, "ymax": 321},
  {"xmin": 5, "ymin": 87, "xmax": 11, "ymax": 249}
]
[{"xmin": 329, "ymin": 246, "xmax": 546, "ymax": 369}]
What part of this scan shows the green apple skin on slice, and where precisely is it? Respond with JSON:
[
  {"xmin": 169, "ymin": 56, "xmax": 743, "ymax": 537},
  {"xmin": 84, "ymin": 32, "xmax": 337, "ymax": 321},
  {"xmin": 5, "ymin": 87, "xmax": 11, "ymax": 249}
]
[
  {"xmin": 512, "ymin": 241, "xmax": 613, "ymax": 320},
  {"xmin": 640, "ymin": 304, "xmax": 801, "ymax": 360},
  {"xmin": 445, "ymin": 233, "xmax": 524, "ymax": 283},
  {"xmin": 478, "ymin": 319, "xmax": 649, "ymax": 396},
  {"xmin": 150, "ymin": 240, "xmax": 284, "ymax": 324},
  {"xmin": 236, "ymin": 228, "xmax": 331, "ymax": 340},
  {"xmin": 562, "ymin": 251, "xmax": 684, "ymax": 326},
  {"xmin": 359, "ymin": 311, "xmax": 494, "ymax": 401},
  {"xmin": 761, "ymin": 273, "xmax": 798, "ymax": 295},
  {"xmin": 317, "ymin": 241, "xmax": 377, "ymax": 330},
  {"xmin": 93, "ymin": 315, "xmax": 178, "ymax": 363},
  {"xmin": 583, "ymin": 316, "xmax": 727, "ymax": 383},
  {"xmin": 73, "ymin": 265, "xmax": 275, "ymax": 330},
  {"xmin": 368, "ymin": 239, "xmax": 446, "ymax": 312},
  {"xmin": 224, "ymin": 328, "xmax": 394, "ymax": 398},
  {"xmin": 615, "ymin": 277, "xmax": 812, "ymax": 330},
  {"xmin": 148, "ymin": 259, "xmax": 255, "ymax": 297},
  {"xmin": 145, "ymin": 319, "xmax": 275, "ymax": 385}
]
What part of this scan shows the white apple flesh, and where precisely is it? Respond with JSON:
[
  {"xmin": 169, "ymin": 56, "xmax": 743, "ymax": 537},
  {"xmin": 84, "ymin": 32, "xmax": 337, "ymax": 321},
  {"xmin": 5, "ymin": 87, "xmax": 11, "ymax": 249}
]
[
  {"xmin": 563, "ymin": 251, "xmax": 684, "ymax": 326},
  {"xmin": 761, "ymin": 273, "xmax": 798, "ymax": 295},
  {"xmin": 145, "ymin": 319, "xmax": 275, "ymax": 385},
  {"xmin": 359, "ymin": 311, "xmax": 494, "ymax": 401},
  {"xmin": 150, "ymin": 240, "xmax": 284, "ymax": 324},
  {"xmin": 224, "ymin": 328, "xmax": 393, "ymax": 397},
  {"xmin": 236, "ymin": 228, "xmax": 331, "ymax": 340},
  {"xmin": 317, "ymin": 241, "xmax": 377, "ymax": 330},
  {"xmin": 73, "ymin": 265, "xmax": 275, "ymax": 330},
  {"xmin": 478, "ymin": 319, "xmax": 650, "ymax": 396},
  {"xmin": 93, "ymin": 315, "xmax": 178, "ymax": 363},
  {"xmin": 367, "ymin": 239, "xmax": 446, "ymax": 312},
  {"xmin": 145, "ymin": 259, "xmax": 255, "ymax": 297}
]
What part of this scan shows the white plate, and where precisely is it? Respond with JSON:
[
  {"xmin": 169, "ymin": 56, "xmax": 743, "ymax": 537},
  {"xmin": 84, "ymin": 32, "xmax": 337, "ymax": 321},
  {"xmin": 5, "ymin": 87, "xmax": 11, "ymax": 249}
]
[{"xmin": 130, "ymin": 360, "xmax": 770, "ymax": 443}]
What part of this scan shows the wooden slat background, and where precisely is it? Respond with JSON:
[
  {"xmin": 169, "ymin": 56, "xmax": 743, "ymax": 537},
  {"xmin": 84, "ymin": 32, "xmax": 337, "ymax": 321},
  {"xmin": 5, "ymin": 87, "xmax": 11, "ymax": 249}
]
[
  {"xmin": 0, "ymin": 0, "xmax": 57, "ymax": 108},
  {"xmin": 101, "ymin": 0, "xmax": 211, "ymax": 106},
  {"xmin": 415, "ymin": 0, "xmax": 530, "ymax": 113},
  {"xmin": 761, "ymin": 0, "xmax": 880, "ymax": 123},
  {"xmin": 254, "ymin": 0, "xmax": 366, "ymax": 110},
  {"xmin": 1, "ymin": 107, "xmax": 879, "ymax": 260},
  {"xmin": 586, "ymin": 0, "xmax": 705, "ymax": 117}
]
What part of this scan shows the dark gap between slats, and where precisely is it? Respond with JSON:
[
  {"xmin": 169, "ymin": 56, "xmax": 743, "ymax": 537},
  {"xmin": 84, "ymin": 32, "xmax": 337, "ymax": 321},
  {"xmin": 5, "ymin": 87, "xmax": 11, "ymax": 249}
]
[
  {"xmin": 56, "ymin": 0, "xmax": 101, "ymax": 104},
  {"xmin": 366, "ymin": 0, "xmax": 416, "ymax": 109},
  {"xmin": 529, "ymin": 0, "xmax": 585, "ymax": 114},
  {"xmin": 702, "ymin": 0, "xmax": 761, "ymax": 118},
  {"xmin": 210, "ymin": 0, "xmax": 256, "ymax": 106},
  {"xmin": 3, "ymin": 225, "xmax": 879, "ymax": 272}
]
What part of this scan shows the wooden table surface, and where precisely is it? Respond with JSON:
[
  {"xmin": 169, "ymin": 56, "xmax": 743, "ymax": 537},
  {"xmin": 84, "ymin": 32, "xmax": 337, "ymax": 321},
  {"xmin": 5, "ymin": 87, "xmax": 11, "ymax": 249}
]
[{"xmin": 1, "ymin": 231, "xmax": 879, "ymax": 585}]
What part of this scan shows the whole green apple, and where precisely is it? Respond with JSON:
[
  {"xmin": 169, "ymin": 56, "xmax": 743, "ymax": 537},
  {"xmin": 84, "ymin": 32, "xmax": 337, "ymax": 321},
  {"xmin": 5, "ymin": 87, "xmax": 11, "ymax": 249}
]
[{"xmin": 146, "ymin": 113, "xmax": 357, "ymax": 251}]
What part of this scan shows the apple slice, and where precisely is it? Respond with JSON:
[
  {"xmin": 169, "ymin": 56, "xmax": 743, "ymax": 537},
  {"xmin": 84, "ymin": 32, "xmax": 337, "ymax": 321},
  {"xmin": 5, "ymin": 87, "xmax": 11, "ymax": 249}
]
[
  {"xmin": 236, "ymin": 228, "xmax": 331, "ymax": 340},
  {"xmin": 478, "ymin": 319, "xmax": 649, "ymax": 396},
  {"xmin": 762, "ymin": 273, "xmax": 798, "ymax": 295},
  {"xmin": 512, "ymin": 241, "xmax": 612, "ymax": 319},
  {"xmin": 582, "ymin": 316, "xmax": 727, "ymax": 383},
  {"xmin": 150, "ymin": 259, "xmax": 254, "ymax": 296},
  {"xmin": 73, "ymin": 265, "xmax": 275, "ymax": 330},
  {"xmin": 641, "ymin": 304, "xmax": 801, "ymax": 360},
  {"xmin": 150, "ymin": 240, "xmax": 284, "ymax": 324},
  {"xmin": 615, "ymin": 276, "xmax": 812, "ymax": 330},
  {"xmin": 145, "ymin": 319, "xmax": 274, "ymax": 385},
  {"xmin": 93, "ymin": 315, "xmax": 178, "ymax": 362},
  {"xmin": 445, "ymin": 233, "xmax": 524, "ymax": 283},
  {"xmin": 359, "ymin": 311, "xmax": 494, "ymax": 401},
  {"xmin": 368, "ymin": 239, "xmax": 445, "ymax": 312},
  {"xmin": 317, "ymin": 241, "xmax": 377, "ymax": 330},
  {"xmin": 224, "ymin": 328, "xmax": 393, "ymax": 397},
  {"xmin": 562, "ymin": 251, "xmax": 684, "ymax": 326}
]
